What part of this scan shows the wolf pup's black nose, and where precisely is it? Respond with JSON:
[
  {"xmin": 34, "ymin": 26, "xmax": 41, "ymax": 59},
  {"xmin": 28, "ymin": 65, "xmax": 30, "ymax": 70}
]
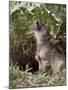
[
  {"xmin": 36, "ymin": 21, "xmax": 41, "ymax": 30},
  {"xmin": 36, "ymin": 21, "xmax": 39, "ymax": 25}
]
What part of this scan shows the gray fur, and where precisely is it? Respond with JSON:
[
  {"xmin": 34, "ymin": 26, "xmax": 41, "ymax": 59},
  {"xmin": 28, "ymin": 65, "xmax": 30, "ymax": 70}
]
[{"xmin": 33, "ymin": 20, "xmax": 65, "ymax": 73}]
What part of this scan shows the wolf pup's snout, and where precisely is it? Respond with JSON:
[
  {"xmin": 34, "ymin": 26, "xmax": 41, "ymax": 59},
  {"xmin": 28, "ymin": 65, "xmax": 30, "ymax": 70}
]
[{"xmin": 36, "ymin": 20, "xmax": 42, "ymax": 31}]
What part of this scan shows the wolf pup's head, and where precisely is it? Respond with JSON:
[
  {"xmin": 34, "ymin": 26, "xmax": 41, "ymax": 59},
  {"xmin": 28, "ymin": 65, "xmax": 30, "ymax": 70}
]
[{"xmin": 33, "ymin": 20, "xmax": 50, "ymax": 44}]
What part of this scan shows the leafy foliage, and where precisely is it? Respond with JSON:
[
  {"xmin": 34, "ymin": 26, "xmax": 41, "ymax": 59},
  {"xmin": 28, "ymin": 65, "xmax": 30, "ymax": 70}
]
[{"xmin": 9, "ymin": 1, "xmax": 66, "ymax": 45}]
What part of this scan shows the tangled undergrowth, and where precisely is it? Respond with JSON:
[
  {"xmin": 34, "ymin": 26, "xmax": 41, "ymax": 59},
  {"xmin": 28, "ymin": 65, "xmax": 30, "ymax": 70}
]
[
  {"xmin": 9, "ymin": 31, "xmax": 66, "ymax": 89},
  {"xmin": 9, "ymin": 65, "xmax": 66, "ymax": 89}
]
